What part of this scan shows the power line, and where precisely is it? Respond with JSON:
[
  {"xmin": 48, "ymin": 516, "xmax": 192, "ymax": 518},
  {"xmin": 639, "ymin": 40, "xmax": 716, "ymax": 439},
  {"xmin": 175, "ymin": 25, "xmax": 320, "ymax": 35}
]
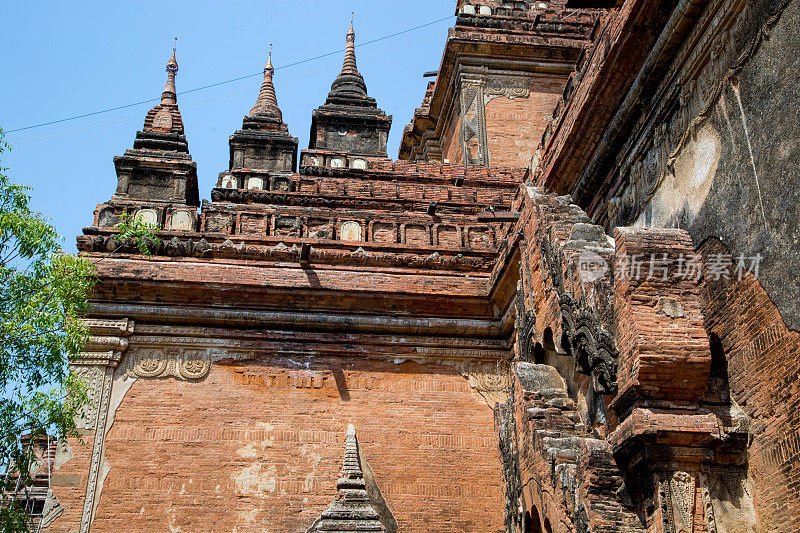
[
  {"xmin": 12, "ymin": 31, "xmax": 444, "ymax": 144},
  {"xmin": 5, "ymin": 15, "xmax": 452, "ymax": 134}
]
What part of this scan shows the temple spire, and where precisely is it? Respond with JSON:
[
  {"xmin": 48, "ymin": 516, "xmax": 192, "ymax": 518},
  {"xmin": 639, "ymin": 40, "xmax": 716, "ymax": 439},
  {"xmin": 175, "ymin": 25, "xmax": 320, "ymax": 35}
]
[
  {"xmin": 341, "ymin": 15, "xmax": 359, "ymax": 77},
  {"xmin": 326, "ymin": 19, "xmax": 367, "ymax": 100},
  {"xmin": 142, "ymin": 40, "xmax": 185, "ymax": 136},
  {"xmin": 308, "ymin": 15, "xmax": 391, "ymax": 156},
  {"xmin": 161, "ymin": 38, "xmax": 179, "ymax": 105},
  {"xmin": 248, "ymin": 45, "xmax": 282, "ymax": 120},
  {"xmin": 307, "ymin": 425, "xmax": 385, "ymax": 532}
]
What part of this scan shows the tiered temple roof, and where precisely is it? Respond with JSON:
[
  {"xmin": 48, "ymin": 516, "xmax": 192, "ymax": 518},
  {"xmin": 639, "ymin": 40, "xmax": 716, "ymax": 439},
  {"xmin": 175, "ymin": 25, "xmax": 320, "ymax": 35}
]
[{"xmin": 309, "ymin": 23, "xmax": 392, "ymax": 157}]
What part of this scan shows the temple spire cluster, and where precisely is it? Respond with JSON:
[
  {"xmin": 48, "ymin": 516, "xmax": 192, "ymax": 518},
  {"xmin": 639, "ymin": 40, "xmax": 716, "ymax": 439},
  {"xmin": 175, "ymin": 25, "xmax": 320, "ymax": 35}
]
[{"xmin": 114, "ymin": 17, "xmax": 392, "ymax": 206}]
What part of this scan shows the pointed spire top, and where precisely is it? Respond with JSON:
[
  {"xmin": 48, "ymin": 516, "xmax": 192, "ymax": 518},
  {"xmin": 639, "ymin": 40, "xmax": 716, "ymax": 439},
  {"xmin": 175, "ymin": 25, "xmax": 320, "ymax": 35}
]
[
  {"xmin": 307, "ymin": 425, "xmax": 385, "ymax": 532},
  {"xmin": 167, "ymin": 37, "xmax": 178, "ymax": 72},
  {"xmin": 340, "ymin": 17, "xmax": 360, "ymax": 77},
  {"xmin": 161, "ymin": 39, "xmax": 179, "ymax": 105},
  {"xmin": 342, "ymin": 424, "xmax": 360, "ymax": 476},
  {"xmin": 265, "ymin": 43, "xmax": 273, "ymax": 71},
  {"xmin": 142, "ymin": 38, "xmax": 185, "ymax": 136},
  {"xmin": 348, "ymin": 12, "xmax": 355, "ymax": 36},
  {"xmin": 248, "ymin": 46, "xmax": 282, "ymax": 121},
  {"xmin": 324, "ymin": 18, "xmax": 367, "ymax": 101}
]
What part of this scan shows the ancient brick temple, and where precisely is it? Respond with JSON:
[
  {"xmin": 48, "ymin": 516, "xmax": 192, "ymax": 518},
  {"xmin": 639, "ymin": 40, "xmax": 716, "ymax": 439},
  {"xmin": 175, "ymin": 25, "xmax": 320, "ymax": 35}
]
[{"xmin": 40, "ymin": 0, "xmax": 798, "ymax": 531}]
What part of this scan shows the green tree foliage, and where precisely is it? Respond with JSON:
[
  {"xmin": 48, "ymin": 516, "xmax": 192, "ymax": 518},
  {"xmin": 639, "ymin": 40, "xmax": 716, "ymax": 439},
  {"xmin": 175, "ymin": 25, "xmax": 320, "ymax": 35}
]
[
  {"xmin": 0, "ymin": 130, "xmax": 158, "ymax": 531},
  {"xmin": 0, "ymin": 129, "xmax": 94, "ymax": 529}
]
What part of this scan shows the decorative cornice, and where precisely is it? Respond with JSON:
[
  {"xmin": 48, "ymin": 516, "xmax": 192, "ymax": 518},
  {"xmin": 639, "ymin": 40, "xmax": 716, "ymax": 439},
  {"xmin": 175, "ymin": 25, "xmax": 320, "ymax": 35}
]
[
  {"xmin": 79, "ymin": 234, "xmax": 496, "ymax": 271},
  {"xmin": 75, "ymin": 318, "xmax": 134, "ymax": 367}
]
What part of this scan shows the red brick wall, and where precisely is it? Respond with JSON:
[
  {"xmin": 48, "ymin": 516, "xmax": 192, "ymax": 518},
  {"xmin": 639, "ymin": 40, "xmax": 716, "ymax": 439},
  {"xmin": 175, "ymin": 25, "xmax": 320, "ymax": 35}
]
[
  {"xmin": 54, "ymin": 357, "xmax": 505, "ymax": 532},
  {"xmin": 49, "ymin": 431, "xmax": 95, "ymax": 530},
  {"xmin": 442, "ymin": 112, "xmax": 463, "ymax": 165},
  {"xmin": 484, "ymin": 83, "xmax": 562, "ymax": 168},
  {"xmin": 699, "ymin": 240, "xmax": 800, "ymax": 533}
]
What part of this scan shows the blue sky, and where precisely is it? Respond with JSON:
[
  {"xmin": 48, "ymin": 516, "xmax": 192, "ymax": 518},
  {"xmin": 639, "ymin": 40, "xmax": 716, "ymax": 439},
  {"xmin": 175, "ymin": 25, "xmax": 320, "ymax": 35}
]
[{"xmin": 0, "ymin": 1, "xmax": 453, "ymax": 252}]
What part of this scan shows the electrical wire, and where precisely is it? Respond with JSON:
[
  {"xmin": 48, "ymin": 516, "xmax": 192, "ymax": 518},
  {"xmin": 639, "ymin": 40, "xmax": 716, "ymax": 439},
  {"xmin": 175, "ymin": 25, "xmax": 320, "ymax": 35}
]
[
  {"xmin": 12, "ymin": 31, "xmax": 444, "ymax": 145},
  {"xmin": 5, "ymin": 14, "xmax": 452, "ymax": 135}
]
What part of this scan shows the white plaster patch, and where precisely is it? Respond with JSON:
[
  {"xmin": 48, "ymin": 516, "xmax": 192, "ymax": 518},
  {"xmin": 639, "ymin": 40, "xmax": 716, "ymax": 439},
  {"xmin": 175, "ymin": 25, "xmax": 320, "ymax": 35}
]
[
  {"xmin": 236, "ymin": 443, "xmax": 260, "ymax": 458},
  {"xmin": 54, "ymin": 440, "xmax": 73, "ymax": 471},
  {"xmin": 231, "ymin": 463, "xmax": 278, "ymax": 497},
  {"xmin": 639, "ymin": 122, "xmax": 721, "ymax": 228},
  {"xmin": 91, "ymin": 370, "xmax": 138, "ymax": 521},
  {"xmin": 303, "ymin": 472, "xmax": 315, "ymax": 492},
  {"xmin": 165, "ymin": 503, "xmax": 182, "ymax": 533}
]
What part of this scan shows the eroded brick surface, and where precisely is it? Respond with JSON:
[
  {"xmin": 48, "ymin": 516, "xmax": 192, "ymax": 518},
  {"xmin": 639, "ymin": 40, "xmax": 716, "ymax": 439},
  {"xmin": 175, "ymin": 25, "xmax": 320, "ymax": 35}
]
[
  {"xmin": 43, "ymin": 1, "xmax": 798, "ymax": 532},
  {"xmin": 78, "ymin": 360, "xmax": 505, "ymax": 533}
]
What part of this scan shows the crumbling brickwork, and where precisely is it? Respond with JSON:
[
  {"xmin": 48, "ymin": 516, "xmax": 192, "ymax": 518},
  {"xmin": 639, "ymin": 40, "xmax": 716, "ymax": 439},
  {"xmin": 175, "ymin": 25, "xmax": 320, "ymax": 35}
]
[
  {"xmin": 42, "ymin": 0, "xmax": 799, "ymax": 531},
  {"xmin": 70, "ymin": 360, "xmax": 504, "ymax": 532}
]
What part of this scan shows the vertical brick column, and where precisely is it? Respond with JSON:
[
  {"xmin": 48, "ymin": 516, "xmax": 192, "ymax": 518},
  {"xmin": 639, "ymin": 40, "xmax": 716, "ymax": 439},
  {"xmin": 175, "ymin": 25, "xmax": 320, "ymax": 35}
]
[
  {"xmin": 608, "ymin": 228, "xmax": 752, "ymax": 533},
  {"xmin": 611, "ymin": 227, "xmax": 711, "ymax": 417}
]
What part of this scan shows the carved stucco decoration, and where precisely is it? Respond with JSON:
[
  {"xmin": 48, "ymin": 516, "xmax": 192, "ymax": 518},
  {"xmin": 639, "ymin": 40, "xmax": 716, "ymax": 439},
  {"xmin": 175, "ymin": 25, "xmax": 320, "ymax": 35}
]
[
  {"xmin": 459, "ymin": 79, "xmax": 489, "ymax": 165},
  {"xmin": 40, "ymin": 489, "xmax": 64, "ymax": 528},
  {"xmin": 699, "ymin": 466, "xmax": 758, "ymax": 533},
  {"xmin": 86, "ymin": 232, "xmax": 493, "ymax": 272},
  {"xmin": 605, "ymin": 0, "xmax": 793, "ymax": 227},
  {"xmin": 484, "ymin": 76, "xmax": 531, "ymax": 100},
  {"xmin": 71, "ymin": 318, "xmax": 134, "ymax": 533},
  {"xmin": 125, "ymin": 346, "xmax": 212, "ymax": 380},
  {"xmin": 72, "ymin": 318, "xmax": 135, "ymax": 432},
  {"xmin": 540, "ymin": 231, "xmax": 618, "ymax": 394},
  {"xmin": 448, "ymin": 360, "xmax": 511, "ymax": 406},
  {"xmin": 515, "ymin": 281, "xmax": 536, "ymax": 364},
  {"xmin": 558, "ymin": 293, "xmax": 618, "ymax": 394},
  {"xmin": 659, "ymin": 470, "xmax": 696, "ymax": 533},
  {"xmin": 71, "ymin": 365, "xmax": 104, "ymax": 431}
]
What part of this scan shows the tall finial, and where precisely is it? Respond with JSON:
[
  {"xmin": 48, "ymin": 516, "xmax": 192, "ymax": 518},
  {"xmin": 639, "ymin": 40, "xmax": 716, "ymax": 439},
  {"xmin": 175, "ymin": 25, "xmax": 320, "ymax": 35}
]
[
  {"xmin": 249, "ymin": 45, "xmax": 281, "ymax": 120},
  {"xmin": 349, "ymin": 12, "xmax": 355, "ymax": 36},
  {"xmin": 162, "ymin": 38, "xmax": 179, "ymax": 105},
  {"xmin": 341, "ymin": 16, "xmax": 358, "ymax": 76}
]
